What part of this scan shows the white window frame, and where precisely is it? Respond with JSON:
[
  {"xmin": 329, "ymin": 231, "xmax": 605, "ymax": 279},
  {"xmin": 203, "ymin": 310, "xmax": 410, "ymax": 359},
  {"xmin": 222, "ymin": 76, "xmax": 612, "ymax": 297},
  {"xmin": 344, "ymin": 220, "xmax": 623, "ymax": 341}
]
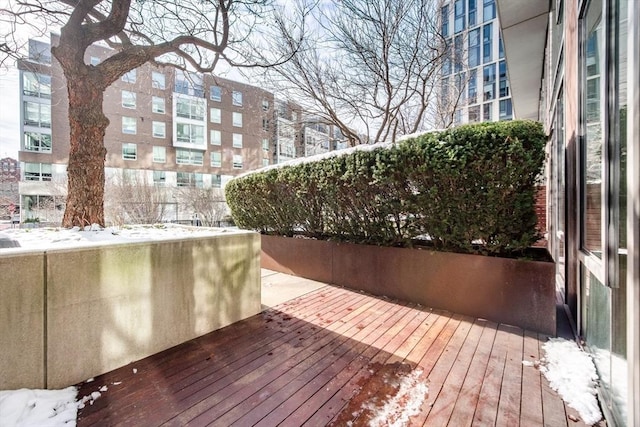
[
  {"xmin": 122, "ymin": 116, "xmax": 137, "ymax": 134},
  {"xmin": 152, "ymin": 96, "xmax": 165, "ymax": 114},
  {"xmin": 210, "ymin": 85, "xmax": 222, "ymax": 102},
  {"xmin": 210, "ymin": 130, "xmax": 221, "ymax": 146},
  {"xmin": 152, "ymin": 71, "xmax": 165, "ymax": 89},
  {"xmin": 122, "ymin": 90, "xmax": 136, "ymax": 109},
  {"xmin": 122, "ymin": 143, "xmax": 137, "ymax": 160},
  {"xmin": 232, "ymin": 90, "xmax": 243, "ymax": 106},
  {"xmin": 232, "ymin": 133, "xmax": 243, "ymax": 148},
  {"xmin": 152, "ymin": 121, "xmax": 166, "ymax": 138},
  {"xmin": 122, "ymin": 69, "xmax": 137, "ymax": 83},
  {"xmin": 232, "ymin": 112, "xmax": 243, "ymax": 127},
  {"xmin": 210, "ymin": 151, "xmax": 222, "ymax": 167},
  {"xmin": 233, "ymin": 154, "xmax": 243, "ymax": 169},
  {"xmin": 210, "ymin": 108, "xmax": 221, "ymax": 124},
  {"xmin": 152, "ymin": 146, "xmax": 166, "ymax": 163}
]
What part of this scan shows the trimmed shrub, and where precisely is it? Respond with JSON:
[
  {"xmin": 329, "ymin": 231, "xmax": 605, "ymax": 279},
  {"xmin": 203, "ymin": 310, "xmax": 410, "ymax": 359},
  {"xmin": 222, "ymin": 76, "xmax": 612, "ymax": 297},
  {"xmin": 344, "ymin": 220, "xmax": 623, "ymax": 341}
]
[{"xmin": 226, "ymin": 120, "xmax": 546, "ymax": 256}]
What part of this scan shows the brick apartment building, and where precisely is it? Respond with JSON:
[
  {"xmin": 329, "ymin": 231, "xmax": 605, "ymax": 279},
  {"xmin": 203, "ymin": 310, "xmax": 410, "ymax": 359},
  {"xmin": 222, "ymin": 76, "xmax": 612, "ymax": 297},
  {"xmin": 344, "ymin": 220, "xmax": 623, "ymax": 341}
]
[{"xmin": 17, "ymin": 36, "xmax": 348, "ymax": 224}]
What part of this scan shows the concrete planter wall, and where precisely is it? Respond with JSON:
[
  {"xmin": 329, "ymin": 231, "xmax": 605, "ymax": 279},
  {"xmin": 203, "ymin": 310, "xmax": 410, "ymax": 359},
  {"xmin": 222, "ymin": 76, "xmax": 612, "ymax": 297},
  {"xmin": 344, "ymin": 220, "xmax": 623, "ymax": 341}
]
[
  {"xmin": 0, "ymin": 230, "xmax": 261, "ymax": 390},
  {"xmin": 262, "ymin": 234, "xmax": 556, "ymax": 335}
]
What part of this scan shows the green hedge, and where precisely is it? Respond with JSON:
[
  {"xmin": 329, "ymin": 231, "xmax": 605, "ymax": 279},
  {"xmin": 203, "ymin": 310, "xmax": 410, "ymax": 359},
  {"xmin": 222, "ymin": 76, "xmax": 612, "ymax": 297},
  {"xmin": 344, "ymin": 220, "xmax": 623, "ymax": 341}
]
[{"xmin": 226, "ymin": 120, "xmax": 546, "ymax": 255}]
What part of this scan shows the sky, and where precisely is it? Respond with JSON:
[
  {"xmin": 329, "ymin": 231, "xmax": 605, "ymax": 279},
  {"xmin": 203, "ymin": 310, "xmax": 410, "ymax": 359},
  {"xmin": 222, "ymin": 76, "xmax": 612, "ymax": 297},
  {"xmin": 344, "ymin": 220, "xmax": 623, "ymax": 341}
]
[{"xmin": 0, "ymin": 67, "xmax": 20, "ymax": 159}]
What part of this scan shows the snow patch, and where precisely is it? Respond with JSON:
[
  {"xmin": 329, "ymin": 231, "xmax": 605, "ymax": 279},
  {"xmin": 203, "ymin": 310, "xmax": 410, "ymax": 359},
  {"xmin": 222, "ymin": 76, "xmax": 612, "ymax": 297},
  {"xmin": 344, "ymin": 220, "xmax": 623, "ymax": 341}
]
[
  {"xmin": 365, "ymin": 368, "xmax": 428, "ymax": 427},
  {"xmin": 0, "ymin": 387, "xmax": 78, "ymax": 427},
  {"xmin": 540, "ymin": 338, "xmax": 602, "ymax": 425}
]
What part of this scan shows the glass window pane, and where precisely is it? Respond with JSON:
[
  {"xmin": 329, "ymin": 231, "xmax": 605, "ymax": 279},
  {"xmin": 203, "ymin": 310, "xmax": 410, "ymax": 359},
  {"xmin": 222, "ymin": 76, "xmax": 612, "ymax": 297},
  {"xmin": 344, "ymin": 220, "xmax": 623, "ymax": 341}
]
[{"xmin": 582, "ymin": 0, "xmax": 603, "ymax": 256}]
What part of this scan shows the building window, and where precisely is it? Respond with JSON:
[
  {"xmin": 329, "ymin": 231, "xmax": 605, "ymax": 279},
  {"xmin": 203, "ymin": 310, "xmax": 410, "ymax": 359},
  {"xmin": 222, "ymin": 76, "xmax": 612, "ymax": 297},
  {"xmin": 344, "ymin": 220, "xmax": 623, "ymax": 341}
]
[
  {"xmin": 122, "ymin": 143, "xmax": 137, "ymax": 160},
  {"xmin": 210, "ymin": 85, "xmax": 222, "ymax": 102},
  {"xmin": 499, "ymin": 60, "xmax": 509, "ymax": 97},
  {"xmin": 24, "ymin": 132, "xmax": 52, "ymax": 153},
  {"xmin": 24, "ymin": 102, "xmax": 51, "ymax": 128},
  {"xmin": 90, "ymin": 56, "xmax": 100, "ymax": 66},
  {"xmin": 210, "ymin": 108, "xmax": 221, "ymax": 124},
  {"xmin": 483, "ymin": 0, "xmax": 495, "ymax": 21},
  {"xmin": 454, "ymin": 109, "xmax": 462, "ymax": 125},
  {"xmin": 122, "ymin": 69, "xmax": 137, "ymax": 83},
  {"xmin": 483, "ymin": 23, "xmax": 493, "ymax": 64},
  {"xmin": 483, "ymin": 103, "xmax": 492, "ymax": 121},
  {"xmin": 152, "ymin": 170, "xmax": 166, "ymax": 186},
  {"xmin": 454, "ymin": 35, "xmax": 464, "ymax": 73},
  {"xmin": 483, "ymin": 63, "xmax": 496, "ymax": 101},
  {"xmin": 468, "ymin": 0, "xmax": 477, "ymax": 26},
  {"xmin": 454, "ymin": 0, "xmax": 465, "ymax": 33},
  {"xmin": 176, "ymin": 97, "xmax": 205, "ymax": 120},
  {"xmin": 152, "ymin": 121, "xmax": 166, "ymax": 138},
  {"xmin": 232, "ymin": 133, "xmax": 243, "ymax": 148},
  {"xmin": 176, "ymin": 123, "xmax": 204, "ymax": 145},
  {"xmin": 122, "ymin": 116, "xmax": 137, "ymax": 134},
  {"xmin": 152, "ymin": 71, "xmax": 165, "ymax": 90},
  {"xmin": 24, "ymin": 162, "xmax": 52, "ymax": 181},
  {"xmin": 210, "ymin": 130, "xmax": 221, "ymax": 146},
  {"xmin": 152, "ymin": 96, "xmax": 165, "ymax": 114},
  {"xmin": 232, "ymin": 90, "xmax": 243, "ymax": 106},
  {"xmin": 455, "ymin": 72, "xmax": 466, "ymax": 102},
  {"xmin": 443, "ymin": 41, "xmax": 452, "ymax": 75},
  {"xmin": 176, "ymin": 148, "xmax": 204, "ymax": 166},
  {"xmin": 469, "ymin": 28, "xmax": 480, "ymax": 68},
  {"xmin": 468, "ymin": 69, "xmax": 477, "ymax": 103},
  {"xmin": 498, "ymin": 31, "xmax": 504, "ymax": 59},
  {"xmin": 262, "ymin": 138, "xmax": 270, "ymax": 151},
  {"xmin": 121, "ymin": 90, "xmax": 136, "ymax": 109},
  {"xmin": 262, "ymin": 99, "xmax": 270, "ymax": 111},
  {"xmin": 468, "ymin": 105, "xmax": 480, "ymax": 122},
  {"xmin": 212, "ymin": 174, "xmax": 221, "ymax": 188},
  {"xmin": 153, "ymin": 146, "xmax": 166, "ymax": 163},
  {"xmin": 176, "ymin": 172, "xmax": 203, "ymax": 188},
  {"xmin": 233, "ymin": 154, "xmax": 243, "ymax": 169},
  {"xmin": 210, "ymin": 152, "xmax": 222, "ymax": 167},
  {"xmin": 441, "ymin": 77, "xmax": 449, "ymax": 105},
  {"xmin": 262, "ymin": 118, "xmax": 270, "ymax": 131},
  {"xmin": 292, "ymin": 111, "xmax": 298, "ymax": 121},
  {"xmin": 23, "ymin": 72, "xmax": 51, "ymax": 98},
  {"xmin": 441, "ymin": 5, "xmax": 449, "ymax": 37},
  {"xmin": 262, "ymin": 158, "xmax": 269, "ymax": 167},
  {"xmin": 232, "ymin": 112, "xmax": 243, "ymax": 127},
  {"xmin": 174, "ymin": 70, "xmax": 204, "ymax": 97},
  {"xmin": 499, "ymin": 99, "xmax": 512, "ymax": 120}
]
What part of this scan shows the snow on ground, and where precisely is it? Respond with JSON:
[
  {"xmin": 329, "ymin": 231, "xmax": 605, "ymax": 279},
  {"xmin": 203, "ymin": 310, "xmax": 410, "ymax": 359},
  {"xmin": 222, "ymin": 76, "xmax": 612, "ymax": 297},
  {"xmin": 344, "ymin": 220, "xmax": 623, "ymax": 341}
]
[
  {"xmin": 366, "ymin": 368, "xmax": 428, "ymax": 427},
  {"xmin": 0, "ymin": 223, "xmax": 232, "ymax": 250},
  {"xmin": 539, "ymin": 338, "xmax": 602, "ymax": 425},
  {"xmin": 0, "ymin": 387, "xmax": 78, "ymax": 426}
]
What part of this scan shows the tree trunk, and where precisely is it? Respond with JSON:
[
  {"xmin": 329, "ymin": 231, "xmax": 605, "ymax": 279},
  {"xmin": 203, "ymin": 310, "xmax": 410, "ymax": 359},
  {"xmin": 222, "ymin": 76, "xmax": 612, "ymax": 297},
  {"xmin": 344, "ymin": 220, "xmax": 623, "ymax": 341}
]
[{"xmin": 62, "ymin": 80, "xmax": 108, "ymax": 228}]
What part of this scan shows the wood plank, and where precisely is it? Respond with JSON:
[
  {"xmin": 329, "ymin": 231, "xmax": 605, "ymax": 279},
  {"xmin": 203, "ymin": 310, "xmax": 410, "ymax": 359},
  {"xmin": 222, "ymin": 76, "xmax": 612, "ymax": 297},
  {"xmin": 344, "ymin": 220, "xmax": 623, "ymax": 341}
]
[
  {"xmin": 243, "ymin": 302, "xmax": 421, "ymax": 426},
  {"xmin": 470, "ymin": 323, "xmax": 510, "ymax": 426},
  {"xmin": 520, "ymin": 329, "xmax": 544, "ymax": 426},
  {"xmin": 409, "ymin": 315, "xmax": 475, "ymax": 426},
  {"xmin": 298, "ymin": 310, "xmax": 450, "ymax": 427},
  {"xmin": 74, "ymin": 281, "xmax": 580, "ymax": 427},
  {"xmin": 80, "ymin": 287, "xmax": 365, "ymax": 425},
  {"xmin": 161, "ymin": 292, "xmax": 393, "ymax": 425},
  {"xmin": 495, "ymin": 324, "xmax": 524, "ymax": 426},
  {"xmin": 443, "ymin": 319, "xmax": 498, "ymax": 427}
]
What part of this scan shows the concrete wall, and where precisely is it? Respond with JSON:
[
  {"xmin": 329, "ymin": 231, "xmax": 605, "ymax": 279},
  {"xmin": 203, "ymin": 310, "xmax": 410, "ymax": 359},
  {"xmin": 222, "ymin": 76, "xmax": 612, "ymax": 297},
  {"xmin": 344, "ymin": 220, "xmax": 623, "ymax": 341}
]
[
  {"xmin": 0, "ymin": 231, "xmax": 260, "ymax": 389},
  {"xmin": 0, "ymin": 251, "xmax": 45, "ymax": 389}
]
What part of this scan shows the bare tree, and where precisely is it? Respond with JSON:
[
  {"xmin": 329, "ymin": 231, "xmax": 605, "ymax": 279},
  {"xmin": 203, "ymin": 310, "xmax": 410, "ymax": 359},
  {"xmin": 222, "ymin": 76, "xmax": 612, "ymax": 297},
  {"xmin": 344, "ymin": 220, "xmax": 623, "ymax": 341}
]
[
  {"xmin": 177, "ymin": 187, "xmax": 229, "ymax": 227},
  {"xmin": 0, "ymin": 0, "xmax": 304, "ymax": 227},
  {"xmin": 264, "ymin": 0, "xmax": 453, "ymax": 145},
  {"xmin": 105, "ymin": 170, "xmax": 171, "ymax": 226}
]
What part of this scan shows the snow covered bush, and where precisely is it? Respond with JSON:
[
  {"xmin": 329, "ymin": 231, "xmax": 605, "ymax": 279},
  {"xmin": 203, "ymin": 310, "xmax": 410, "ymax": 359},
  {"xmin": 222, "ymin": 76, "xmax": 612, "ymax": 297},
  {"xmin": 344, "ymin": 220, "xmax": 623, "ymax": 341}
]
[{"xmin": 226, "ymin": 120, "xmax": 546, "ymax": 256}]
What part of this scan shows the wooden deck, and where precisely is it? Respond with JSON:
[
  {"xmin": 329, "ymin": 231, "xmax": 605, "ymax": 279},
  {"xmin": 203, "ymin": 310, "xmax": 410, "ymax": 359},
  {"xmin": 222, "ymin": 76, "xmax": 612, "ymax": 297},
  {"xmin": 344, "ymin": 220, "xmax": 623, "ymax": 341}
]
[{"xmin": 77, "ymin": 282, "xmax": 590, "ymax": 426}]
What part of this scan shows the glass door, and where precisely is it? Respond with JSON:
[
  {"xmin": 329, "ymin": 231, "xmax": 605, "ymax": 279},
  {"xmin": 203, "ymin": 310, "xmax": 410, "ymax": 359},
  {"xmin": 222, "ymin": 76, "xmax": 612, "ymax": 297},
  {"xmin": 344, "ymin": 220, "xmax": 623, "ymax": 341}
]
[{"xmin": 579, "ymin": 0, "xmax": 628, "ymax": 424}]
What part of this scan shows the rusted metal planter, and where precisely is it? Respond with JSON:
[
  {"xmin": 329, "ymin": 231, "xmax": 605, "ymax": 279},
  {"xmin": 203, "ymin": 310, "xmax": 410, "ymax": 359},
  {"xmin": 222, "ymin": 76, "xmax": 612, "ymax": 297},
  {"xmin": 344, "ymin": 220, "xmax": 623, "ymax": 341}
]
[{"xmin": 261, "ymin": 234, "xmax": 556, "ymax": 335}]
